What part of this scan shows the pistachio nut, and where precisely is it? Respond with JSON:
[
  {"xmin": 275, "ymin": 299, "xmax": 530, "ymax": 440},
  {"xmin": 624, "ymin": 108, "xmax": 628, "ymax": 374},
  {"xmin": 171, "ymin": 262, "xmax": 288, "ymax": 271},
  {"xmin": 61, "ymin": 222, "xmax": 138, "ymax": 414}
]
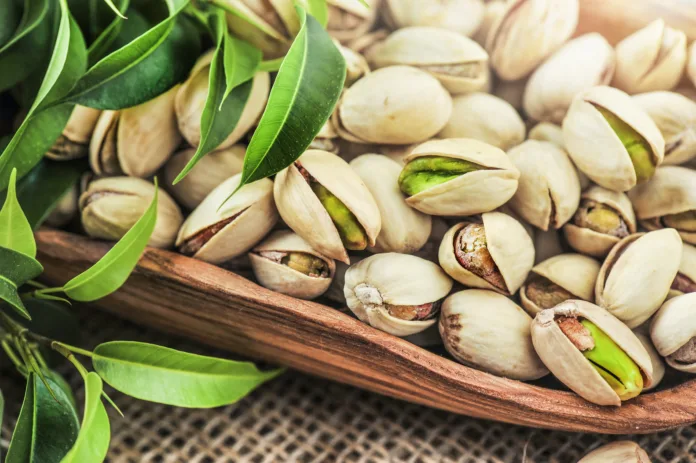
[
  {"xmin": 523, "ymin": 34, "xmax": 615, "ymax": 124},
  {"xmin": 398, "ymin": 138, "xmax": 520, "ymax": 216},
  {"xmin": 80, "ymin": 177, "xmax": 183, "ymax": 249},
  {"xmin": 485, "ymin": 0, "xmax": 579, "ymax": 81},
  {"xmin": 175, "ymin": 51, "xmax": 270, "ymax": 150},
  {"xmin": 564, "ymin": 185, "xmax": 637, "ymax": 258},
  {"xmin": 439, "ymin": 212, "xmax": 534, "ymax": 296},
  {"xmin": 350, "ymin": 154, "xmax": 432, "ymax": 254},
  {"xmin": 333, "ymin": 66, "xmax": 452, "ymax": 145},
  {"xmin": 326, "ymin": 0, "xmax": 380, "ymax": 44},
  {"xmin": 47, "ymin": 105, "xmax": 101, "ymax": 160},
  {"xmin": 308, "ymin": 121, "xmax": 339, "ymax": 154},
  {"xmin": 472, "ymin": 0, "xmax": 505, "ymax": 47},
  {"xmin": 689, "ymin": 42, "xmax": 696, "ymax": 89},
  {"xmin": 45, "ymin": 184, "xmax": 78, "ymax": 228},
  {"xmin": 531, "ymin": 300, "xmax": 653, "ymax": 406},
  {"xmin": 164, "ymin": 145, "xmax": 246, "ymax": 210},
  {"xmin": 249, "ymin": 230, "xmax": 335, "ymax": 300},
  {"xmin": 650, "ymin": 292, "xmax": 696, "ymax": 373},
  {"xmin": 345, "ymin": 28, "xmax": 388, "ymax": 55},
  {"xmin": 577, "ymin": 441, "xmax": 651, "ymax": 463},
  {"xmin": 635, "ymin": 332, "xmax": 665, "ymax": 391},
  {"xmin": 89, "ymin": 86, "xmax": 181, "ymax": 178},
  {"xmin": 669, "ymin": 243, "xmax": 696, "ymax": 299},
  {"xmin": 562, "ymin": 86, "xmax": 665, "ymax": 191},
  {"xmin": 613, "ymin": 19, "xmax": 687, "ymax": 94},
  {"xmin": 344, "ymin": 253, "xmax": 453, "ymax": 337},
  {"xmin": 528, "ymin": 122, "xmax": 564, "ymax": 147},
  {"xmin": 439, "ymin": 289, "xmax": 548, "ymax": 380},
  {"xmin": 533, "ymin": 229, "xmax": 563, "ymax": 264},
  {"xmin": 520, "ymin": 254, "xmax": 600, "ymax": 315},
  {"xmin": 335, "ymin": 40, "xmax": 370, "ymax": 87},
  {"xmin": 274, "ymin": 150, "xmax": 381, "ymax": 264},
  {"xmin": 176, "ymin": 174, "xmax": 278, "ymax": 264},
  {"xmin": 508, "ymin": 140, "xmax": 581, "ymax": 231},
  {"xmin": 628, "ymin": 166, "xmax": 696, "ymax": 245},
  {"xmin": 438, "ymin": 93, "xmax": 525, "ymax": 151},
  {"xmin": 220, "ymin": 0, "xmax": 295, "ymax": 58},
  {"xmin": 633, "ymin": 91, "xmax": 696, "ymax": 165},
  {"xmin": 492, "ymin": 77, "xmax": 527, "ymax": 112},
  {"xmin": 382, "ymin": 0, "xmax": 484, "ymax": 37},
  {"xmin": 365, "ymin": 27, "xmax": 489, "ymax": 95},
  {"xmin": 596, "ymin": 229, "xmax": 682, "ymax": 328}
]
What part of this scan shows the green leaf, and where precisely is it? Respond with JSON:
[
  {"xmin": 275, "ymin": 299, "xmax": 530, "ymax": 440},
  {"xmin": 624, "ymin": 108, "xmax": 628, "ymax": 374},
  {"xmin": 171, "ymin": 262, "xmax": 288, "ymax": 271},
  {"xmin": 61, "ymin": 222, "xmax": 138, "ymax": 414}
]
[
  {"xmin": 298, "ymin": 0, "xmax": 328, "ymax": 28},
  {"xmin": 0, "ymin": 0, "xmax": 21, "ymax": 48},
  {"xmin": 258, "ymin": 57, "xmax": 283, "ymax": 72},
  {"xmin": 92, "ymin": 341, "xmax": 283, "ymax": 407},
  {"xmin": 62, "ymin": 182, "xmax": 158, "ymax": 302},
  {"xmin": 61, "ymin": 373, "xmax": 110, "ymax": 463},
  {"xmin": 0, "ymin": 169, "xmax": 37, "ymax": 258},
  {"xmin": 222, "ymin": 34, "xmax": 261, "ymax": 104},
  {"xmin": 86, "ymin": 0, "xmax": 132, "ymax": 65},
  {"xmin": 214, "ymin": 0, "xmax": 286, "ymax": 41},
  {"xmin": 16, "ymin": 299, "xmax": 82, "ymax": 365},
  {"xmin": 46, "ymin": 370, "xmax": 78, "ymax": 409},
  {"xmin": 0, "ymin": 246, "xmax": 44, "ymax": 319},
  {"xmin": 0, "ymin": 387, "xmax": 4, "ymax": 461},
  {"xmin": 5, "ymin": 374, "xmax": 80, "ymax": 463},
  {"xmin": 101, "ymin": 0, "xmax": 127, "ymax": 19},
  {"xmin": 235, "ymin": 8, "xmax": 345, "ymax": 193}
]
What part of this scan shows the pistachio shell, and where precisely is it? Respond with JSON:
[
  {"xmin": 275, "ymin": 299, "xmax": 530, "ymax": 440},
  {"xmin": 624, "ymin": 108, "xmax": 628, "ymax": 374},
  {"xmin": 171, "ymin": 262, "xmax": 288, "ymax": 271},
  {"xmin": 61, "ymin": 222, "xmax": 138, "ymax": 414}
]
[
  {"xmin": 669, "ymin": 243, "xmax": 696, "ymax": 299},
  {"xmin": 326, "ymin": 0, "xmax": 380, "ymax": 44},
  {"xmin": 613, "ymin": 19, "xmax": 687, "ymax": 94},
  {"xmin": 596, "ymin": 230, "xmax": 682, "ymax": 328},
  {"xmin": 309, "ymin": 120, "xmax": 339, "ymax": 153},
  {"xmin": 508, "ymin": 140, "xmax": 581, "ymax": 231},
  {"xmin": 634, "ymin": 332, "xmax": 665, "ymax": 391},
  {"xmin": 438, "ymin": 93, "xmax": 525, "ymax": 151},
  {"xmin": 325, "ymin": 256, "xmax": 360, "ymax": 304},
  {"xmin": 439, "ymin": 212, "xmax": 534, "ymax": 296},
  {"xmin": 335, "ymin": 40, "xmax": 370, "ymax": 86},
  {"xmin": 224, "ymin": 6, "xmax": 290, "ymax": 59},
  {"xmin": 382, "ymin": 0, "xmax": 485, "ymax": 37},
  {"xmin": 439, "ymin": 289, "xmax": 548, "ymax": 380},
  {"xmin": 176, "ymin": 174, "xmax": 278, "ymax": 264},
  {"xmin": 473, "ymin": 0, "xmax": 505, "ymax": 47},
  {"xmin": 88, "ymin": 110, "xmax": 121, "ymax": 176},
  {"xmin": 344, "ymin": 253, "xmax": 453, "ymax": 336},
  {"xmin": 578, "ymin": 441, "xmax": 651, "ymax": 463},
  {"xmin": 528, "ymin": 122, "xmax": 564, "ymax": 147},
  {"xmin": 402, "ymin": 138, "xmax": 520, "ymax": 216},
  {"xmin": 47, "ymin": 106, "xmax": 102, "ymax": 160},
  {"xmin": 689, "ymin": 42, "xmax": 696, "ymax": 89},
  {"xmin": 650, "ymin": 293, "xmax": 696, "ymax": 373},
  {"xmin": 531, "ymin": 300, "xmax": 653, "ymax": 406}
]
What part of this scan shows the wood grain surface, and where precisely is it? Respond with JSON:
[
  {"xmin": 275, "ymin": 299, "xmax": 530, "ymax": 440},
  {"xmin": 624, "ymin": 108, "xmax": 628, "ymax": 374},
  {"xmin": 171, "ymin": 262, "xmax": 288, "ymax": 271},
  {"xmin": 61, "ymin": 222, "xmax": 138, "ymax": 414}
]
[{"xmin": 35, "ymin": 229, "xmax": 696, "ymax": 434}]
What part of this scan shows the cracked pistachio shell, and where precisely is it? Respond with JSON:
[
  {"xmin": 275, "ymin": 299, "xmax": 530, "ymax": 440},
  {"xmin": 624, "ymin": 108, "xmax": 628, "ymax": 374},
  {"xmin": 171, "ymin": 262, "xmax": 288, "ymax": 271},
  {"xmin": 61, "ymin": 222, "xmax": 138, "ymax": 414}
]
[
  {"xmin": 335, "ymin": 40, "xmax": 370, "ymax": 87},
  {"xmin": 439, "ymin": 289, "xmax": 548, "ymax": 380},
  {"xmin": 523, "ymin": 34, "xmax": 615, "ymax": 124},
  {"xmin": 383, "ymin": 0, "xmax": 484, "ymax": 37},
  {"xmin": 402, "ymin": 138, "xmax": 520, "ymax": 216},
  {"xmin": 344, "ymin": 253, "xmax": 453, "ymax": 336},
  {"xmin": 633, "ymin": 91, "xmax": 696, "ymax": 165},
  {"xmin": 176, "ymin": 174, "xmax": 278, "ymax": 264},
  {"xmin": 596, "ymin": 230, "xmax": 682, "ymax": 328},
  {"xmin": 274, "ymin": 150, "xmax": 381, "ymax": 264},
  {"xmin": 80, "ymin": 177, "xmax": 183, "ymax": 249},
  {"xmin": 628, "ymin": 166, "xmax": 696, "ymax": 245},
  {"xmin": 669, "ymin": 243, "xmax": 696, "ymax": 299},
  {"xmin": 45, "ymin": 184, "xmax": 78, "ymax": 228},
  {"xmin": 562, "ymin": 86, "xmax": 665, "ymax": 192},
  {"xmin": 564, "ymin": 186, "xmax": 636, "ymax": 258},
  {"xmin": 308, "ymin": 121, "xmax": 339, "ymax": 153},
  {"xmin": 164, "ymin": 145, "xmax": 246, "ymax": 210},
  {"xmin": 473, "ymin": 0, "xmax": 505, "ymax": 46},
  {"xmin": 578, "ymin": 441, "xmax": 651, "ymax": 463},
  {"xmin": 485, "ymin": 0, "xmax": 579, "ymax": 81},
  {"xmin": 326, "ymin": 0, "xmax": 380, "ymax": 44},
  {"xmin": 47, "ymin": 105, "xmax": 101, "ymax": 160},
  {"xmin": 520, "ymin": 254, "xmax": 600, "ymax": 315},
  {"xmin": 175, "ymin": 51, "xmax": 270, "ymax": 149},
  {"xmin": 531, "ymin": 300, "xmax": 653, "ymax": 406},
  {"xmin": 634, "ymin": 332, "xmax": 665, "ymax": 391},
  {"xmin": 613, "ymin": 19, "xmax": 687, "ymax": 94},
  {"xmin": 508, "ymin": 140, "xmax": 580, "ymax": 230},
  {"xmin": 249, "ymin": 230, "xmax": 335, "ymax": 300},
  {"xmin": 350, "ymin": 154, "xmax": 431, "ymax": 254},
  {"xmin": 333, "ymin": 66, "xmax": 452, "ymax": 145},
  {"xmin": 439, "ymin": 212, "xmax": 534, "ymax": 296},
  {"xmin": 366, "ymin": 27, "xmax": 489, "ymax": 95},
  {"xmin": 438, "ymin": 93, "xmax": 525, "ymax": 151},
  {"xmin": 650, "ymin": 293, "xmax": 696, "ymax": 373}
]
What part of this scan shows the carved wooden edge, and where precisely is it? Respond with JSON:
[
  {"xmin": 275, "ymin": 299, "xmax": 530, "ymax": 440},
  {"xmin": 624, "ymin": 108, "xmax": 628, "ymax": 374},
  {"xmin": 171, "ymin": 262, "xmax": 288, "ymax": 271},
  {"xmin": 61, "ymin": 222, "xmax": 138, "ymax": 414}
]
[{"xmin": 35, "ymin": 229, "xmax": 696, "ymax": 434}]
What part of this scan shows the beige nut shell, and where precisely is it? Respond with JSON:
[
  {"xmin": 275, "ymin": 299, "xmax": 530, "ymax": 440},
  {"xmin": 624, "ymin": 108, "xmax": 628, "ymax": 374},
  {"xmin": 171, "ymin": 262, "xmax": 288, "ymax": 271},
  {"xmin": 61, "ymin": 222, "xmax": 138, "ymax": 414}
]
[
  {"xmin": 650, "ymin": 292, "xmax": 696, "ymax": 373},
  {"xmin": 578, "ymin": 441, "xmax": 651, "ymax": 463},
  {"xmin": 382, "ymin": 0, "xmax": 485, "ymax": 38},
  {"xmin": 634, "ymin": 332, "xmax": 665, "ymax": 391},
  {"xmin": 669, "ymin": 243, "xmax": 696, "ymax": 299}
]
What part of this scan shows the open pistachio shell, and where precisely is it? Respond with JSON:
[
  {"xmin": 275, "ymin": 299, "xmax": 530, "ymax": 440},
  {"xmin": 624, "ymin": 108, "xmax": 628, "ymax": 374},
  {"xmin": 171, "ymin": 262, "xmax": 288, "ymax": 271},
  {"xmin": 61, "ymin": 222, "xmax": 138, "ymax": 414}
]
[
  {"xmin": 47, "ymin": 105, "xmax": 102, "ymax": 160},
  {"xmin": 596, "ymin": 230, "xmax": 682, "ymax": 328},
  {"xmin": 439, "ymin": 212, "xmax": 534, "ymax": 296},
  {"xmin": 578, "ymin": 441, "xmax": 651, "ymax": 463},
  {"xmin": 400, "ymin": 138, "xmax": 520, "ymax": 216},
  {"xmin": 326, "ymin": 0, "xmax": 380, "ymax": 44},
  {"xmin": 309, "ymin": 120, "xmax": 339, "ymax": 153},
  {"xmin": 634, "ymin": 332, "xmax": 665, "ymax": 391},
  {"xmin": 564, "ymin": 185, "xmax": 637, "ymax": 258},
  {"xmin": 520, "ymin": 254, "xmax": 600, "ymax": 315},
  {"xmin": 344, "ymin": 253, "xmax": 453, "ymax": 337},
  {"xmin": 334, "ymin": 40, "xmax": 370, "ymax": 87},
  {"xmin": 562, "ymin": 86, "xmax": 665, "ymax": 192},
  {"xmin": 508, "ymin": 140, "xmax": 580, "ymax": 231},
  {"xmin": 176, "ymin": 174, "xmax": 278, "ymax": 264},
  {"xmin": 274, "ymin": 150, "xmax": 381, "ymax": 264},
  {"xmin": 439, "ymin": 289, "xmax": 548, "ymax": 380},
  {"xmin": 383, "ymin": 0, "xmax": 484, "ymax": 37},
  {"xmin": 650, "ymin": 292, "xmax": 696, "ymax": 373},
  {"xmin": 531, "ymin": 300, "xmax": 653, "ymax": 406},
  {"xmin": 249, "ymin": 230, "xmax": 335, "ymax": 300},
  {"xmin": 669, "ymin": 243, "xmax": 696, "ymax": 299}
]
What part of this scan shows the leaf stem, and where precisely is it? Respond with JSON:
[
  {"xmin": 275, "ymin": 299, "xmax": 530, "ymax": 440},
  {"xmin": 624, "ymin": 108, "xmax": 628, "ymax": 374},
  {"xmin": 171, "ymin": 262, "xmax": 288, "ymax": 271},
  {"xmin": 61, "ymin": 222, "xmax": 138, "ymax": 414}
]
[
  {"xmin": 1, "ymin": 339, "xmax": 27, "ymax": 375},
  {"xmin": 25, "ymin": 280, "xmax": 49, "ymax": 290},
  {"xmin": 52, "ymin": 342, "xmax": 90, "ymax": 380},
  {"xmin": 51, "ymin": 340, "xmax": 95, "ymax": 359}
]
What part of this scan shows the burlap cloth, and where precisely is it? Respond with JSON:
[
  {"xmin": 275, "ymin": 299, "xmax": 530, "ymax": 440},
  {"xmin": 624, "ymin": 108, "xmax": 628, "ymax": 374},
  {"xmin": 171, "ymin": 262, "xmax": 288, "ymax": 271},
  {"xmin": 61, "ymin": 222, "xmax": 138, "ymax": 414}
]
[{"xmin": 1, "ymin": 306, "xmax": 695, "ymax": 463}]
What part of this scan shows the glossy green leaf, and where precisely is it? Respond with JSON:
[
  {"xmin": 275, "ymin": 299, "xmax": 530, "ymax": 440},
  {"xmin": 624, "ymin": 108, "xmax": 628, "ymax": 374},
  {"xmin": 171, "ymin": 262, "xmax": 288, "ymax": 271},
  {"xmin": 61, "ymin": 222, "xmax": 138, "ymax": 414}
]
[
  {"xmin": 0, "ymin": 169, "xmax": 36, "ymax": 258},
  {"xmin": 101, "ymin": 0, "xmax": 127, "ymax": 18},
  {"xmin": 258, "ymin": 57, "xmax": 283, "ymax": 72},
  {"xmin": 222, "ymin": 33, "xmax": 261, "ymax": 103},
  {"xmin": 46, "ymin": 370, "xmax": 77, "ymax": 409},
  {"xmin": 62, "ymin": 182, "xmax": 158, "ymax": 301},
  {"xmin": 5, "ymin": 374, "xmax": 80, "ymax": 463},
  {"xmin": 299, "ymin": 0, "xmax": 328, "ymax": 28},
  {"xmin": 61, "ymin": 373, "xmax": 110, "ymax": 463},
  {"xmin": 235, "ymin": 8, "xmax": 345, "ymax": 193},
  {"xmin": 86, "ymin": 0, "xmax": 132, "ymax": 65},
  {"xmin": 0, "ymin": 0, "xmax": 20, "ymax": 47},
  {"xmin": 213, "ymin": 0, "xmax": 286, "ymax": 41},
  {"xmin": 0, "ymin": 246, "xmax": 44, "ymax": 319},
  {"xmin": 93, "ymin": 341, "xmax": 283, "ymax": 407}
]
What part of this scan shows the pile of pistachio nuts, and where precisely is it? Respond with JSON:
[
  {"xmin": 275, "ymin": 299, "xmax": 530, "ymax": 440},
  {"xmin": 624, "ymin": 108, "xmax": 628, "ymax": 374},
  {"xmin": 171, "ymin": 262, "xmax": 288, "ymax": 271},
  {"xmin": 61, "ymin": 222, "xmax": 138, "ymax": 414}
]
[{"xmin": 46, "ymin": 0, "xmax": 696, "ymax": 412}]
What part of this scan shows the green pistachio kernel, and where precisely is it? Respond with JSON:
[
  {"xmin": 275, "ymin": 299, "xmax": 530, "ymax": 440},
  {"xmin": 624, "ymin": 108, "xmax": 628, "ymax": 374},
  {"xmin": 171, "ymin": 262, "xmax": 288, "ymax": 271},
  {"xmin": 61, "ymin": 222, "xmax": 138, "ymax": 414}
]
[
  {"xmin": 398, "ymin": 156, "xmax": 483, "ymax": 196},
  {"xmin": 573, "ymin": 200, "xmax": 629, "ymax": 238},
  {"xmin": 311, "ymin": 183, "xmax": 368, "ymax": 251},
  {"xmin": 282, "ymin": 253, "xmax": 329, "ymax": 277},
  {"xmin": 663, "ymin": 210, "xmax": 696, "ymax": 232}
]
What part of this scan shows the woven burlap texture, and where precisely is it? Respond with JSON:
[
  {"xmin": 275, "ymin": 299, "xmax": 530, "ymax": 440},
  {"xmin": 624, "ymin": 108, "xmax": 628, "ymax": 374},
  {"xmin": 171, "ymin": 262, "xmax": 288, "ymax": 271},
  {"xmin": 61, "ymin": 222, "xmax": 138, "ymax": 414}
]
[{"xmin": 1, "ymin": 306, "xmax": 695, "ymax": 463}]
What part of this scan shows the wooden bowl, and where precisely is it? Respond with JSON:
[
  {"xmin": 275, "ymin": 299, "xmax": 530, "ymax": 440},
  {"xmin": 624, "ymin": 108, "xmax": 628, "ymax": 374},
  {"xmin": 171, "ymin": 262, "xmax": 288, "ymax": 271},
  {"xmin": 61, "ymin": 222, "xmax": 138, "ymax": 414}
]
[{"xmin": 36, "ymin": 229, "xmax": 696, "ymax": 434}]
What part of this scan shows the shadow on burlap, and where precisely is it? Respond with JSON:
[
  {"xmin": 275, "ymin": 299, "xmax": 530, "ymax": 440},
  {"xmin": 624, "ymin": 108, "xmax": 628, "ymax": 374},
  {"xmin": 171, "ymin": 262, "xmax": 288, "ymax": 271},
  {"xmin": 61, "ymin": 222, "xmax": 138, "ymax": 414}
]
[{"xmin": 1, "ymin": 306, "xmax": 695, "ymax": 463}]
